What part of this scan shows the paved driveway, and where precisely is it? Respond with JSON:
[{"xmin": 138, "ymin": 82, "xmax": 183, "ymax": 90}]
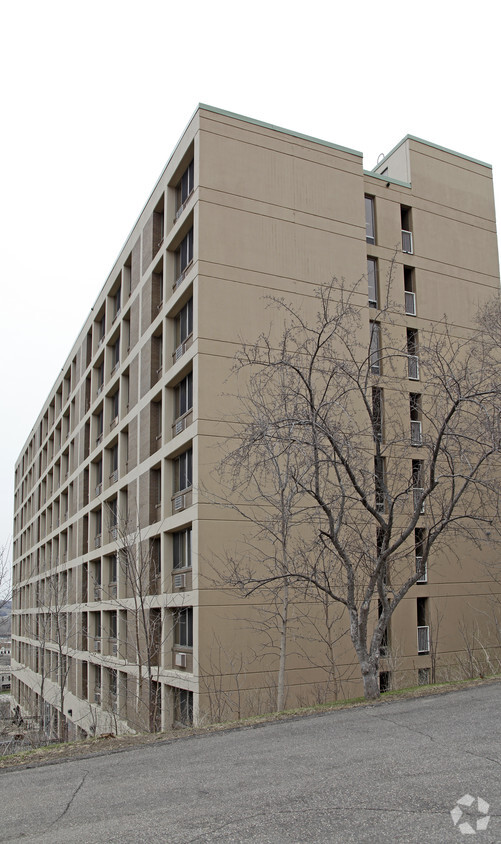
[{"xmin": 1, "ymin": 683, "xmax": 500, "ymax": 842}]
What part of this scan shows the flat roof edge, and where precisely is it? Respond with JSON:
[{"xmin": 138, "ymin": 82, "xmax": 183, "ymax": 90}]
[
  {"xmin": 373, "ymin": 134, "xmax": 493, "ymax": 173},
  {"xmin": 198, "ymin": 104, "xmax": 364, "ymax": 158},
  {"xmin": 363, "ymin": 170, "xmax": 411, "ymax": 189}
]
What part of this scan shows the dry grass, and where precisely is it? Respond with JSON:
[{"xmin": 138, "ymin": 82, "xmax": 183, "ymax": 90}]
[{"xmin": 2, "ymin": 674, "xmax": 499, "ymax": 771}]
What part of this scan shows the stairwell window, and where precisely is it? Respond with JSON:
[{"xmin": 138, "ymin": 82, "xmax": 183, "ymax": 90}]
[
  {"xmin": 410, "ymin": 393, "xmax": 422, "ymax": 445},
  {"xmin": 374, "ymin": 456, "xmax": 386, "ymax": 513},
  {"xmin": 412, "ymin": 459, "xmax": 425, "ymax": 513},
  {"xmin": 372, "ymin": 387, "xmax": 383, "ymax": 444},
  {"xmin": 404, "ymin": 267, "xmax": 416, "ymax": 315},
  {"xmin": 368, "ymin": 258, "xmax": 378, "ymax": 308},
  {"xmin": 407, "ymin": 328, "xmax": 419, "ymax": 380},
  {"xmin": 415, "ymin": 527, "xmax": 427, "ymax": 583},
  {"xmin": 365, "ymin": 196, "xmax": 375, "ymax": 244},
  {"xmin": 369, "ymin": 321, "xmax": 382, "ymax": 374},
  {"xmin": 401, "ymin": 205, "xmax": 413, "ymax": 254},
  {"xmin": 417, "ymin": 597, "xmax": 430, "ymax": 653}
]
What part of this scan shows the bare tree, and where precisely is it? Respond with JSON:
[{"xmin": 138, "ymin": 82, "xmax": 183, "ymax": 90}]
[
  {"xmin": 107, "ymin": 509, "xmax": 180, "ymax": 733},
  {"xmin": 30, "ymin": 571, "xmax": 76, "ymax": 740},
  {"xmin": 217, "ymin": 276, "xmax": 501, "ymax": 700},
  {"xmin": 216, "ymin": 409, "xmax": 311, "ymax": 712}
]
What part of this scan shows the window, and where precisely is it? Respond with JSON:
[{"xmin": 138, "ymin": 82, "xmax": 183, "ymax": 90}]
[
  {"xmin": 401, "ymin": 206, "xmax": 413, "ymax": 254},
  {"xmin": 412, "ymin": 459, "xmax": 424, "ymax": 513},
  {"xmin": 177, "ymin": 160, "xmax": 194, "ymax": 213},
  {"xmin": 365, "ymin": 196, "xmax": 375, "ymax": 244},
  {"xmin": 404, "ymin": 267, "xmax": 416, "ymax": 315},
  {"xmin": 173, "ymin": 528, "xmax": 192, "ymax": 569},
  {"xmin": 415, "ymin": 527, "xmax": 427, "ymax": 583},
  {"xmin": 176, "ymin": 299, "xmax": 193, "ymax": 347},
  {"xmin": 174, "ymin": 449, "xmax": 192, "ymax": 492},
  {"xmin": 150, "ymin": 537, "xmax": 161, "ymax": 587},
  {"xmin": 372, "ymin": 387, "xmax": 383, "ymax": 443},
  {"xmin": 174, "ymin": 688, "xmax": 193, "ymax": 725},
  {"xmin": 108, "ymin": 498, "xmax": 118, "ymax": 531},
  {"xmin": 95, "ymin": 509, "xmax": 102, "ymax": 544},
  {"xmin": 176, "ymin": 229, "xmax": 193, "ymax": 283},
  {"xmin": 111, "ymin": 390, "xmax": 119, "ymax": 424},
  {"xmin": 95, "ymin": 459, "xmax": 103, "ymax": 495},
  {"xmin": 374, "ymin": 456, "xmax": 386, "ymax": 513},
  {"xmin": 367, "ymin": 258, "xmax": 378, "ymax": 308},
  {"xmin": 96, "ymin": 409, "xmax": 104, "ymax": 444},
  {"xmin": 176, "ymin": 372, "xmax": 193, "ymax": 419},
  {"xmin": 97, "ymin": 361, "xmax": 104, "ymax": 393},
  {"xmin": 379, "ymin": 671, "xmax": 391, "ymax": 693},
  {"xmin": 407, "ymin": 328, "xmax": 419, "ymax": 380},
  {"xmin": 417, "ymin": 597, "xmax": 429, "ymax": 653},
  {"xmin": 114, "ymin": 287, "xmax": 121, "ymax": 319},
  {"xmin": 110, "ymin": 444, "xmax": 118, "ymax": 481},
  {"xmin": 112, "ymin": 338, "xmax": 120, "ymax": 372},
  {"xmin": 109, "ymin": 554, "xmax": 117, "ymax": 585},
  {"xmin": 175, "ymin": 607, "xmax": 193, "ymax": 647},
  {"xmin": 418, "ymin": 667, "xmax": 430, "ymax": 685},
  {"xmin": 98, "ymin": 313, "xmax": 106, "ymax": 343},
  {"xmin": 369, "ymin": 322, "xmax": 382, "ymax": 374},
  {"xmin": 410, "ymin": 393, "xmax": 422, "ymax": 445}
]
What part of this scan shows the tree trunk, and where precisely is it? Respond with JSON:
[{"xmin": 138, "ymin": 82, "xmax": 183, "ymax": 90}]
[
  {"xmin": 361, "ymin": 662, "xmax": 380, "ymax": 700},
  {"xmin": 276, "ymin": 578, "xmax": 289, "ymax": 712}
]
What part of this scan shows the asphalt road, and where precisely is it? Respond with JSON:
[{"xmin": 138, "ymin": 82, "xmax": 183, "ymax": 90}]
[{"xmin": 2, "ymin": 683, "xmax": 501, "ymax": 843}]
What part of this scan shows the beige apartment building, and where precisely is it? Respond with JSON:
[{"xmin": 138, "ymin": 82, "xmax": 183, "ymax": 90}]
[{"xmin": 11, "ymin": 105, "xmax": 501, "ymax": 738}]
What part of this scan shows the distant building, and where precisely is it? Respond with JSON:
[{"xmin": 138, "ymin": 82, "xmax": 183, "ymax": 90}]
[{"xmin": 11, "ymin": 106, "xmax": 501, "ymax": 737}]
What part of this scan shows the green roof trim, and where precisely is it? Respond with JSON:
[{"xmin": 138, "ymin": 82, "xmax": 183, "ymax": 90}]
[
  {"xmin": 373, "ymin": 134, "xmax": 492, "ymax": 172},
  {"xmin": 198, "ymin": 104, "xmax": 363, "ymax": 158},
  {"xmin": 363, "ymin": 170, "xmax": 411, "ymax": 189}
]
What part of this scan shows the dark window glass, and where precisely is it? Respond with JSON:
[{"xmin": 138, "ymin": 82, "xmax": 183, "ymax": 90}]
[
  {"xmin": 175, "ymin": 607, "xmax": 193, "ymax": 647},
  {"xmin": 365, "ymin": 196, "xmax": 375, "ymax": 244},
  {"xmin": 176, "ymin": 373, "xmax": 193, "ymax": 417}
]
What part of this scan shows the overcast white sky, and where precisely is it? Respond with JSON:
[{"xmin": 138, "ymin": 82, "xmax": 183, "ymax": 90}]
[{"xmin": 1, "ymin": 0, "xmax": 499, "ymax": 561}]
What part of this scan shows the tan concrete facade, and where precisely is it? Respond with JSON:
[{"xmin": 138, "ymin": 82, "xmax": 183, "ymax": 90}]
[{"xmin": 11, "ymin": 106, "xmax": 501, "ymax": 736}]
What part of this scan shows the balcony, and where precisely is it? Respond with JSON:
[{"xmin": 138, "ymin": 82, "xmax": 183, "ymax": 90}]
[
  {"xmin": 417, "ymin": 625, "xmax": 430, "ymax": 653},
  {"xmin": 172, "ymin": 410, "xmax": 193, "ymax": 437},
  {"xmin": 174, "ymin": 260, "xmax": 193, "ymax": 291},
  {"xmin": 172, "ymin": 489, "xmax": 192, "ymax": 514}
]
